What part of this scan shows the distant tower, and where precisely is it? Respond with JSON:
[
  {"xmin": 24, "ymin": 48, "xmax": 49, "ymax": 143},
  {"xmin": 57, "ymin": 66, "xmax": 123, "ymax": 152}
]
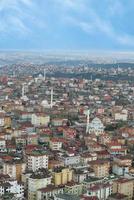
[
  {"xmin": 86, "ymin": 109, "xmax": 90, "ymax": 133},
  {"xmin": 50, "ymin": 87, "xmax": 53, "ymax": 108},
  {"xmin": 5, "ymin": 95, "xmax": 8, "ymax": 100},
  {"xmin": 44, "ymin": 69, "xmax": 46, "ymax": 81},
  {"xmin": 22, "ymin": 84, "xmax": 25, "ymax": 98},
  {"xmin": 13, "ymin": 71, "xmax": 16, "ymax": 77}
]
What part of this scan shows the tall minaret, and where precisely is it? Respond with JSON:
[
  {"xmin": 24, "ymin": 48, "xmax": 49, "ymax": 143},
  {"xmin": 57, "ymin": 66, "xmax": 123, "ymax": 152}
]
[
  {"xmin": 13, "ymin": 71, "xmax": 16, "ymax": 77},
  {"xmin": 44, "ymin": 69, "xmax": 46, "ymax": 81},
  {"xmin": 118, "ymin": 64, "xmax": 120, "ymax": 72},
  {"xmin": 50, "ymin": 87, "xmax": 53, "ymax": 108},
  {"xmin": 86, "ymin": 109, "xmax": 90, "ymax": 133},
  {"xmin": 22, "ymin": 84, "xmax": 25, "ymax": 98}
]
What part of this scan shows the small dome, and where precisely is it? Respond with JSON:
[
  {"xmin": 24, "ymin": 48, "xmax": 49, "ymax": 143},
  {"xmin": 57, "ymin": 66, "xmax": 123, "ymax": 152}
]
[
  {"xmin": 41, "ymin": 100, "xmax": 50, "ymax": 108},
  {"xmin": 21, "ymin": 95, "xmax": 29, "ymax": 101},
  {"xmin": 91, "ymin": 117, "xmax": 103, "ymax": 125}
]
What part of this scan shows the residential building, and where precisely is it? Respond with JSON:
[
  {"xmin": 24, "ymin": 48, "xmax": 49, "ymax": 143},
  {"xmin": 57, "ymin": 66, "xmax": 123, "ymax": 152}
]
[
  {"xmin": 85, "ymin": 183, "xmax": 112, "ymax": 200},
  {"xmin": 26, "ymin": 150, "xmax": 49, "ymax": 172},
  {"xmin": 28, "ymin": 169, "xmax": 52, "ymax": 200},
  {"xmin": 54, "ymin": 167, "xmax": 73, "ymax": 186},
  {"xmin": 90, "ymin": 160, "xmax": 110, "ymax": 178},
  {"xmin": 3, "ymin": 159, "xmax": 26, "ymax": 181},
  {"xmin": 31, "ymin": 113, "xmax": 50, "ymax": 126},
  {"xmin": 37, "ymin": 185, "xmax": 64, "ymax": 200},
  {"xmin": 112, "ymin": 178, "xmax": 134, "ymax": 200}
]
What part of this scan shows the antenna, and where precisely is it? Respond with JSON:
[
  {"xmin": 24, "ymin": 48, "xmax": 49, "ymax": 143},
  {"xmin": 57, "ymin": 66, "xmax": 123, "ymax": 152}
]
[
  {"xmin": 86, "ymin": 109, "xmax": 90, "ymax": 133},
  {"xmin": 50, "ymin": 87, "xmax": 53, "ymax": 108}
]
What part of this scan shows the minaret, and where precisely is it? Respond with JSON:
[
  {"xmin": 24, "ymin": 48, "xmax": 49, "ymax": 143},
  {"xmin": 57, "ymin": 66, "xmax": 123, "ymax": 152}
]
[
  {"xmin": 86, "ymin": 109, "xmax": 90, "ymax": 133},
  {"xmin": 5, "ymin": 95, "xmax": 8, "ymax": 100},
  {"xmin": 118, "ymin": 64, "xmax": 120, "ymax": 72},
  {"xmin": 50, "ymin": 87, "xmax": 53, "ymax": 108},
  {"xmin": 22, "ymin": 84, "xmax": 25, "ymax": 98},
  {"xmin": 13, "ymin": 71, "xmax": 16, "ymax": 77},
  {"xmin": 44, "ymin": 69, "xmax": 46, "ymax": 81}
]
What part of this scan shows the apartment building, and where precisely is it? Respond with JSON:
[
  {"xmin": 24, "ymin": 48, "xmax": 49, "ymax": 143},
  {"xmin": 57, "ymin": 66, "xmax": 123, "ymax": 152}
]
[
  {"xmin": 53, "ymin": 167, "xmax": 73, "ymax": 186},
  {"xmin": 113, "ymin": 178, "xmax": 134, "ymax": 200},
  {"xmin": 90, "ymin": 160, "xmax": 110, "ymax": 178},
  {"xmin": 28, "ymin": 169, "xmax": 52, "ymax": 200},
  {"xmin": 3, "ymin": 159, "xmax": 26, "ymax": 181},
  {"xmin": 27, "ymin": 150, "xmax": 48, "ymax": 172}
]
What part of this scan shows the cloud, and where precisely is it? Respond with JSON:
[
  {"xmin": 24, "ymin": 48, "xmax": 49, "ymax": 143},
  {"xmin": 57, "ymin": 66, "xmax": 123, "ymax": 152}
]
[
  {"xmin": 0, "ymin": 0, "xmax": 134, "ymax": 48},
  {"xmin": 107, "ymin": 0, "xmax": 124, "ymax": 16},
  {"xmin": 9, "ymin": 16, "xmax": 30, "ymax": 35},
  {"xmin": 20, "ymin": 0, "xmax": 33, "ymax": 6},
  {"xmin": 57, "ymin": 0, "xmax": 134, "ymax": 46},
  {"xmin": 0, "ymin": 0, "xmax": 29, "ymax": 36},
  {"xmin": 56, "ymin": 0, "xmax": 84, "ymax": 9},
  {"xmin": 0, "ymin": 0, "xmax": 46, "ymax": 37}
]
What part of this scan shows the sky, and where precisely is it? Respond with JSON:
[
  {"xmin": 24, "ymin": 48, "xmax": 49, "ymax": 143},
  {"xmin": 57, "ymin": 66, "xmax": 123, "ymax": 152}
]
[{"xmin": 0, "ymin": 0, "xmax": 134, "ymax": 51}]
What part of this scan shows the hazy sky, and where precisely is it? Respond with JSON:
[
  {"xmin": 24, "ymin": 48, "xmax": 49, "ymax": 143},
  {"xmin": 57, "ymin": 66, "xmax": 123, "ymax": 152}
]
[{"xmin": 0, "ymin": 0, "xmax": 134, "ymax": 51}]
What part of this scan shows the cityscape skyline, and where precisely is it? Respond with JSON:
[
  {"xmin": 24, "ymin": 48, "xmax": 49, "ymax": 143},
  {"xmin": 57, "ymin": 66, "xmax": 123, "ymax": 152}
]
[{"xmin": 0, "ymin": 1, "xmax": 134, "ymax": 200}]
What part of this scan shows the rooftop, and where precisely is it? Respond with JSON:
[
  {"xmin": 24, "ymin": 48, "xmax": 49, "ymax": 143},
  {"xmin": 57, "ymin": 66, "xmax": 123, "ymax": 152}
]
[{"xmin": 55, "ymin": 194, "xmax": 80, "ymax": 200}]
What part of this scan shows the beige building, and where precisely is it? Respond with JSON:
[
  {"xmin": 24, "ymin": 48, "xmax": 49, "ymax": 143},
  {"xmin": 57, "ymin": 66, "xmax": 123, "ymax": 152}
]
[
  {"xmin": 3, "ymin": 159, "xmax": 26, "ymax": 181},
  {"xmin": 90, "ymin": 160, "xmax": 110, "ymax": 178},
  {"xmin": 53, "ymin": 167, "xmax": 73, "ymax": 186},
  {"xmin": 4, "ymin": 116, "xmax": 12, "ymax": 127},
  {"xmin": 113, "ymin": 178, "xmax": 134, "ymax": 200},
  {"xmin": 114, "ymin": 110, "xmax": 128, "ymax": 121},
  {"xmin": 81, "ymin": 152, "xmax": 97, "ymax": 164},
  {"xmin": 64, "ymin": 181, "xmax": 83, "ymax": 195},
  {"xmin": 49, "ymin": 159, "xmax": 64, "ymax": 170}
]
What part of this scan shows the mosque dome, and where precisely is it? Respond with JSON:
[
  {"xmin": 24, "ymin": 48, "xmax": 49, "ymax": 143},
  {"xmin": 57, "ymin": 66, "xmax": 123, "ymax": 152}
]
[
  {"xmin": 21, "ymin": 95, "xmax": 29, "ymax": 101},
  {"xmin": 41, "ymin": 100, "xmax": 50, "ymax": 108},
  {"xmin": 88, "ymin": 117, "xmax": 104, "ymax": 135}
]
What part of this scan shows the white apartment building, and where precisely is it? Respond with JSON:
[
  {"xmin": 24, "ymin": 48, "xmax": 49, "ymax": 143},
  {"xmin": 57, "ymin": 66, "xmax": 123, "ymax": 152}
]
[
  {"xmin": 31, "ymin": 113, "xmax": 50, "ymax": 126},
  {"xmin": 49, "ymin": 139, "xmax": 62, "ymax": 151},
  {"xmin": 0, "ymin": 179, "xmax": 24, "ymax": 198},
  {"xmin": 86, "ymin": 183, "xmax": 112, "ymax": 200},
  {"xmin": 27, "ymin": 151, "xmax": 48, "ymax": 172},
  {"xmin": 28, "ymin": 170, "xmax": 52, "ymax": 200},
  {"xmin": 61, "ymin": 155, "xmax": 81, "ymax": 166}
]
